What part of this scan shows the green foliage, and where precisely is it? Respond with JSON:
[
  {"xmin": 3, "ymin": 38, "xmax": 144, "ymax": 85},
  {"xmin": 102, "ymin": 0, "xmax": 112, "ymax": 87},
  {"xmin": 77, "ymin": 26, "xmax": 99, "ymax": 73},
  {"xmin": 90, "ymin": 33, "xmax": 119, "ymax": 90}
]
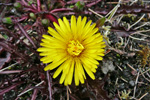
[
  {"xmin": 28, "ymin": 0, "xmax": 33, "ymax": 5},
  {"xmin": 2, "ymin": 17, "xmax": 12, "ymax": 24},
  {"xmin": 96, "ymin": 17, "xmax": 106, "ymax": 27},
  {"xmin": 75, "ymin": 1, "xmax": 84, "ymax": 10},
  {"xmin": 14, "ymin": 2, "xmax": 22, "ymax": 9},
  {"xmin": 69, "ymin": 5, "xmax": 74, "ymax": 8},
  {"xmin": 2, "ymin": 34, "xmax": 8, "ymax": 39},
  {"xmin": 41, "ymin": 19, "xmax": 50, "ymax": 27},
  {"xmin": 29, "ymin": 13, "xmax": 36, "ymax": 20}
]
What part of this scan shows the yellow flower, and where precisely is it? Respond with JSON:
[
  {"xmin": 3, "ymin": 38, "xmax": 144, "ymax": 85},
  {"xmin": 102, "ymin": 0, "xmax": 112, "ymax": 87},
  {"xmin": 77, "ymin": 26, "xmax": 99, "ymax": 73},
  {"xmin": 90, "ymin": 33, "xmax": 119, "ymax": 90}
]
[{"xmin": 37, "ymin": 15, "xmax": 106, "ymax": 86}]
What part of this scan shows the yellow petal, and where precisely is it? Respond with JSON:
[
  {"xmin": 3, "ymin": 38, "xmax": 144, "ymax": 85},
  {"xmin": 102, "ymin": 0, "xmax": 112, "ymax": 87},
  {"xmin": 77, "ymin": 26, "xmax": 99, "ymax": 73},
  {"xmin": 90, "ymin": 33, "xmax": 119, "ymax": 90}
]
[
  {"xmin": 91, "ymin": 64, "xmax": 98, "ymax": 69},
  {"xmin": 83, "ymin": 65, "xmax": 95, "ymax": 80},
  {"xmin": 62, "ymin": 60, "xmax": 72, "ymax": 85},
  {"xmin": 80, "ymin": 16, "xmax": 87, "ymax": 29},
  {"xmin": 44, "ymin": 56, "xmax": 68, "ymax": 71},
  {"xmin": 48, "ymin": 27, "xmax": 65, "ymax": 42},
  {"xmin": 39, "ymin": 52, "xmax": 49, "ymax": 56},
  {"xmin": 59, "ymin": 71, "xmax": 67, "ymax": 84},
  {"xmin": 41, "ymin": 39, "xmax": 50, "ymax": 44},
  {"xmin": 53, "ymin": 65, "xmax": 63, "ymax": 78},
  {"xmin": 37, "ymin": 47, "xmax": 51, "ymax": 52},
  {"xmin": 83, "ymin": 23, "xmax": 96, "ymax": 39},
  {"xmin": 80, "ymin": 57, "xmax": 91, "ymax": 69},
  {"xmin": 82, "ymin": 20, "xmax": 92, "ymax": 34},
  {"xmin": 76, "ymin": 59, "xmax": 86, "ymax": 79},
  {"xmin": 80, "ymin": 55, "xmax": 99, "ymax": 69},
  {"xmin": 91, "ymin": 67, "xmax": 96, "ymax": 73},
  {"xmin": 95, "ymin": 56, "xmax": 103, "ymax": 60},
  {"xmin": 41, "ymin": 53, "xmax": 60, "ymax": 63},
  {"xmin": 66, "ymin": 59, "xmax": 74, "ymax": 85},
  {"xmin": 81, "ymin": 21, "xmax": 94, "ymax": 38},
  {"xmin": 58, "ymin": 58, "xmax": 72, "ymax": 85},
  {"xmin": 82, "ymin": 32, "xmax": 99, "ymax": 46},
  {"xmin": 40, "ymin": 56, "xmax": 52, "ymax": 63},
  {"xmin": 85, "ymin": 56, "xmax": 99, "ymax": 64},
  {"xmin": 71, "ymin": 15, "xmax": 77, "ymax": 37},
  {"xmin": 64, "ymin": 78, "xmax": 68, "ymax": 86},
  {"xmin": 42, "ymin": 34, "xmax": 66, "ymax": 46},
  {"xmin": 75, "ymin": 66, "xmax": 79, "ymax": 86},
  {"xmin": 53, "ymin": 21, "xmax": 69, "ymax": 39},
  {"xmin": 63, "ymin": 17, "xmax": 71, "ymax": 32},
  {"xmin": 75, "ymin": 59, "xmax": 85, "ymax": 84},
  {"xmin": 42, "ymin": 34, "xmax": 52, "ymax": 41},
  {"xmin": 83, "ymin": 52, "xmax": 104, "ymax": 61},
  {"xmin": 58, "ymin": 18, "xmax": 70, "ymax": 34},
  {"xmin": 77, "ymin": 16, "xmax": 82, "ymax": 32},
  {"xmin": 91, "ymin": 28, "xmax": 99, "ymax": 35},
  {"xmin": 97, "ymin": 53, "xmax": 105, "ymax": 56},
  {"xmin": 40, "ymin": 42, "xmax": 65, "ymax": 49},
  {"xmin": 63, "ymin": 58, "xmax": 72, "ymax": 71}
]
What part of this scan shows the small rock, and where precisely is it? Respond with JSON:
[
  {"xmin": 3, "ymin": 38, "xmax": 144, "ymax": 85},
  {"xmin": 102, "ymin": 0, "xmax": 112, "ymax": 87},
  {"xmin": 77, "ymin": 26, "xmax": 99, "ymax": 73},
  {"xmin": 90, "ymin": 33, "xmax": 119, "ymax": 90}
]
[
  {"xmin": 102, "ymin": 61, "xmax": 115, "ymax": 74},
  {"xmin": 129, "ymin": 80, "xmax": 135, "ymax": 87},
  {"xmin": 119, "ymin": 83, "xmax": 125, "ymax": 89}
]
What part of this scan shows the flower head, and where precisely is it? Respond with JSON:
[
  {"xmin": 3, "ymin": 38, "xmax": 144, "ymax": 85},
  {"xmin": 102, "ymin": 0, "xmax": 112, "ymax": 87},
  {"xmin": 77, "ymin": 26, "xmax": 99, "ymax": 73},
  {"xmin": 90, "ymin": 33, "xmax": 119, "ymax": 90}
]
[{"xmin": 37, "ymin": 15, "xmax": 106, "ymax": 86}]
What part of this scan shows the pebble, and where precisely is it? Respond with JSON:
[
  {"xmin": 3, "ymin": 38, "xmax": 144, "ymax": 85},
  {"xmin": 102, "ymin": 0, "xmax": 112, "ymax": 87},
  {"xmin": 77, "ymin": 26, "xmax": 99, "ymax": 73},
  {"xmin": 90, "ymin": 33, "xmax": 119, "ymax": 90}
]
[{"xmin": 129, "ymin": 80, "xmax": 135, "ymax": 87}]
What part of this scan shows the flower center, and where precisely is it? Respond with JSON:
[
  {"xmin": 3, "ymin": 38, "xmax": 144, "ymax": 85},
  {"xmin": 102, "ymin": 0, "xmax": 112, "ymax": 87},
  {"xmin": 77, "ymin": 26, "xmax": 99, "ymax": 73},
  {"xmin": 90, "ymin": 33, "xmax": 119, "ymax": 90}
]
[{"xmin": 67, "ymin": 40, "xmax": 84, "ymax": 56}]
